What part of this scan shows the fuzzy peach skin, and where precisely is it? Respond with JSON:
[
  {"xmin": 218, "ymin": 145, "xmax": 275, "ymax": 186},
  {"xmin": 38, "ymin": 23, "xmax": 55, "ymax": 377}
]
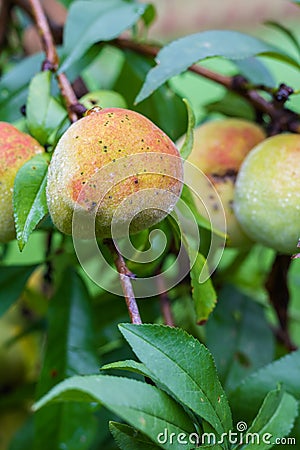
[
  {"xmin": 234, "ymin": 133, "xmax": 300, "ymax": 254},
  {"xmin": 178, "ymin": 119, "xmax": 266, "ymax": 247},
  {"xmin": 0, "ymin": 122, "xmax": 43, "ymax": 243},
  {"xmin": 46, "ymin": 108, "xmax": 183, "ymax": 238}
]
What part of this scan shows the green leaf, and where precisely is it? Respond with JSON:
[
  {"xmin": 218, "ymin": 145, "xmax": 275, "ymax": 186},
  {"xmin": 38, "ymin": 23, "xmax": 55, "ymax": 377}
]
[
  {"xmin": 179, "ymin": 99, "xmax": 195, "ymax": 160},
  {"xmin": 110, "ymin": 422, "xmax": 161, "ymax": 450},
  {"xmin": 34, "ymin": 269, "xmax": 100, "ymax": 450},
  {"xmin": 206, "ymin": 285, "xmax": 275, "ymax": 392},
  {"xmin": 141, "ymin": 4, "xmax": 156, "ymax": 28},
  {"xmin": 233, "ymin": 58, "xmax": 275, "ymax": 86},
  {"xmin": 265, "ymin": 21, "xmax": 300, "ymax": 60},
  {"xmin": 135, "ymin": 30, "xmax": 299, "ymax": 103},
  {"xmin": 237, "ymin": 388, "xmax": 298, "ymax": 450},
  {"xmin": 26, "ymin": 71, "xmax": 51, "ymax": 143},
  {"xmin": 34, "ymin": 375, "xmax": 196, "ymax": 450},
  {"xmin": 0, "ymin": 265, "xmax": 36, "ymax": 315},
  {"xmin": 101, "ymin": 360, "xmax": 155, "ymax": 379},
  {"xmin": 167, "ymin": 209, "xmax": 218, "ymax": 323},
  {"xmin": 26, "ymin": 71, "xmax": 67, "ymax": 145},
  {"xmin": 205, "ymin": 92, "xmax": 255, "ymax": 120},
  {"xmin": 13, "ymin": 153, "xmax": 50, "ymax": 251},
  {"xmin": 229, "ymin": 349, "xmax": 300, "ymax": 422},
  {"xmin": 190, "ymin": 252, "xmax": 217, "ymax": 324},
  {"xmin": 0, "ymin": 53, "xmax": 43, "ymax": 122},
  {"xmin": 119, "ymin": 324, "xmax": 232, "ymax": 442},
  {"xmin": 57, "ymin": 0, "xmax": 74, "ymax": 7},
  {"xmin": 60, "ymin": 0, "xmax": 147, "ymax": 72},
  {"xmin": 114, "ymin": 51, "xmax": 188, "ymax": 141}
]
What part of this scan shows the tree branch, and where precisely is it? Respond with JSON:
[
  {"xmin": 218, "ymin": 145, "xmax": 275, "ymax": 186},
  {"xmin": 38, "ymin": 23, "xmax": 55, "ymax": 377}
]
[
  {"xmin": 28, "ymin": 0, "xmax": 83, "ymax": 122},
  {"xmin": 159, "ymin": 290, "xmax": 175, "ymax": 327},
  {"xmin": 113, "ymin": 38, "xmax": 300, "ymax": 134},
  {"xmin": 265, "ymin": 254, "xmax": 297, "ymax": 351},
  {"xmin": 155, "ymin": 268, "xmax": 175, "ymax": 326},
  {"xmin": 105, "ymin": 239, "xmax": 142, "ymax": 325}
]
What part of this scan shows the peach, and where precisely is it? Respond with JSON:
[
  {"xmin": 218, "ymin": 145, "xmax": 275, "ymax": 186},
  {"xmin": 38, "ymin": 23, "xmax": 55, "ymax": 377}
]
[
  {"xmin": 0, "ymin": 122, "xmax": 43, "ymax": 243},
  {"xmin": 234, "ymin": 133, "xmax": 300, "ymax": 254},
  {"xmin": 180, "ymin": 119, "xmax": 266, "ymax": 247},
  {"xmin": 46, "ymin": 107, "xmax": 183, "ymax": 238}
]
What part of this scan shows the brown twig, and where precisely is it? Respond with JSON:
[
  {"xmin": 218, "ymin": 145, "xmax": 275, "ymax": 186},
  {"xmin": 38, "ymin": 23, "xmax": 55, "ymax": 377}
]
[
  {"xmin": 159, "ymin": 290, "xmax": 175, "ymax": 327},
  {"xmin": 42, "ymin": 230, "xmax": 54, "ymax": 299},
  {"xmin": 28, "ymin": 0, "xmax": 83, "ymax": 122},
  {"xmin": 105, "ymin": 239, "xmax": 142, "ymax": 325},
  {"xmin": 156, "ymin": 269, "xmax": 175, "ymax": 326},
  {"xmin": 265, "ymin": 254, "xmax": 297, "ymax": 351},
  {"xmin": 28, "ymin": 0, "xmax": 58, "ymax": 70}
]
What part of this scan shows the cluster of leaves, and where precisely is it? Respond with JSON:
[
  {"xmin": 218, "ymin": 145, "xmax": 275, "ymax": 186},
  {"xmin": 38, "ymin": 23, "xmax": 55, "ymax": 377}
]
[{"xmin": 0, "ymin": 0, "xmax": 300, "ymax": 449}]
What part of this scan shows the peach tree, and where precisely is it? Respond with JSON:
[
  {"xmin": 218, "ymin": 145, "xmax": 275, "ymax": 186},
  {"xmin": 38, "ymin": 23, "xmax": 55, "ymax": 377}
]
[{"xmin": 0, "ymin": 0, "xmax": 299, "ymax": 449}]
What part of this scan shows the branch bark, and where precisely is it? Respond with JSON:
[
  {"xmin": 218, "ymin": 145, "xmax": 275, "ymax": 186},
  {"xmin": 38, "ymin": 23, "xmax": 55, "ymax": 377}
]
[
  {"xmin": 28, "ymin": 0, "xmax": 82, "ymax": 122},
  {"xmin": 105, "ymin": 239, "xmax": 142, "ymax": 325},
  {"xmin": 265, "ymin": 254, "xmax": 297, "ymax": 351}
]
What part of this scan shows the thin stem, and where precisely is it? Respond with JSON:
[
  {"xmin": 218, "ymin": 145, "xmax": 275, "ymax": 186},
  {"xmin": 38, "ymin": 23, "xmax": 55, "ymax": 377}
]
[
  {"xmin": 28, "ymin": 0, "xmax": 82, "ymax": 122},
  {"xmin": 159, "ymin": 291, "xmax": 175, "ymax": 327},
  {"xmin": 265, "ymin": 254, "xmax": 297, "ymax": 351},
  {"xmin": 105, "ymin": 239, "xmax": 142, "ymax": 325},
  {"xmin": 156, "ymin": 270, "xmax": 175, "ymax": 326},
  {"xmin": 28, "ymin": 0, "xmax": 59, "ymax": 70},
  {"xmin": 43, "ymin": 230, "xmax": 54, "ymax": 299}
]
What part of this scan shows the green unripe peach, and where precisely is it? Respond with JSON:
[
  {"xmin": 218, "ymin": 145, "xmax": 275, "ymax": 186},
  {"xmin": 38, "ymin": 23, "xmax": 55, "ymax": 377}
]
[
  {"xmin": 0, "ymin": 304, "xmax": 41, "ymax": 389},
  {"xmin": 234, "ymin": 133, "xmax": 300, "ymax": 254},
  {"xmin": 181, "ymin": 119, "xmax": 266, "ymax": 247},
  {"xmin": 46, "ymin": 107, "xmax": 183, "ymax": 238},
  {"xmin": 79, "ymin": 90, "xmax": 127, "ymax": 110},
  {"xmin": 0, "ymin": 122, "xmax": 43, "ymax": 243}
]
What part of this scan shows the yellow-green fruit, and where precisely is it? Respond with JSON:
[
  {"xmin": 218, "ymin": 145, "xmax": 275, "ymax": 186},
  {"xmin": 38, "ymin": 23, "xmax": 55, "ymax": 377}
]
[
  {"xmin": 0, "ymin": 305, "xmax": 41, "ymax": 389},
  {"xmin": 0, "ymin": 122, "xmax": 43, "ymax": 243},
  {"xmin": 182, "ymin": 119, "xmax": 266, "ymax": 247},
  {"xmin": 80, "ymin": 90, "xmax": 127, "ymax": 110},
  {"xmin": 234, "ymin": 134, "xmax": 300, "ymax": 254},
  {"xmin": 46, "ymin": 107, "xmax": 183, "ymax": 238}
]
